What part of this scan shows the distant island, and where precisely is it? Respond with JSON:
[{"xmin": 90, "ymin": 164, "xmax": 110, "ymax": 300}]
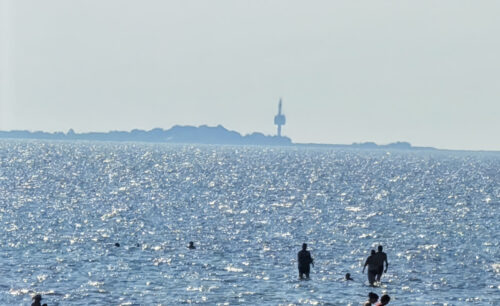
[
  {"xmin": 0, "ymin": 125, "xmax": 434, "ymax": 150},
  {"xmin": 0, "ymin": 125, "xmax": 292, "ymax": 146}
]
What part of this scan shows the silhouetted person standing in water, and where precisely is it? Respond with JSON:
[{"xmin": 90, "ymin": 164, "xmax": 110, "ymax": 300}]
[
  {"xmin": 373, "ymin": 245, "xmax": 389, "ymax": 282},
  {"xmin": 188, "ymin": 241, "xmax": 196, "ymax": 249},
  {"xmin": 297, "ymin": 243, "xmax": 314, "ymax": 279},
  {"xmin": 363, "ymin": 250, "xmax": 378, "ymax": 286}
]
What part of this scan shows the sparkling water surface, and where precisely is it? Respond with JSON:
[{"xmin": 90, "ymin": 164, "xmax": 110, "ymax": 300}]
[{"xmin": 0, "ymin": 140, "xmax": 499, "ymax": 305}]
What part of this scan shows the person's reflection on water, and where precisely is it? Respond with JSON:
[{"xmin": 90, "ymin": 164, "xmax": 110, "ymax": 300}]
[{"xmin": 297, "ymin": 243, "xmax": 314, "ymax": 279}]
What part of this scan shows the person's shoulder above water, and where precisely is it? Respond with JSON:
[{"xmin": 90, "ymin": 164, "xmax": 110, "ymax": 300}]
[
  {"xmin": 298, "ymin": 244, "xmax": 312, "ymax": 261},
  {"xmin": 31, "ymin": 294, "xmax": 42, "ymax": 306},
  {"xmin": 365, "ymin": 249, "xmax": 376, "ymax": 265},
  {"xmin": 188, "ymin": 241, "xmax": 196, "ymax": 249}
]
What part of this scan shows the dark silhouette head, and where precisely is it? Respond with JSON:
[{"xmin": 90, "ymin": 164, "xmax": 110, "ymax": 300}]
[
  {"xmin": 188, "ymin": 241, "xmax": 195, "ymax": 249},
  {"xmin": 371, "ymin": 249, "xmax": 376, "ymax": 255},
  {"xmin": 380, "ymin": 294, "xmax": 390, "ymax": 304},
  {"xmin": 42, "ymin": 304, "xmax": 47, "ymax": 306},
  {"xmin": 368, "ymin": 292, "xmax": 379, "ymax": 303},
  {"xmin": 302, "ymin": 243, "xmax": 307, "ymax": 250},
  {"xmin": 345, "ymin": 273, "xmax": 353, "ymax": 280},
  {"xmin": 115, "ymin": 242, "xmax": 120, "ymax": 247},
  {"xmin": 32, "ymin": 294, "xmax": 42, "ymax": 302},
  {"xmin": 378, "ymin": 245, "xmax": 383, "ymax": 252}
]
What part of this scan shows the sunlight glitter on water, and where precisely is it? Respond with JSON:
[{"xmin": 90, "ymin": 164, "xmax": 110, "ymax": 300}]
[{"xmin": 0, "ymin": 141, "xmax": 499, "ymax": 304}]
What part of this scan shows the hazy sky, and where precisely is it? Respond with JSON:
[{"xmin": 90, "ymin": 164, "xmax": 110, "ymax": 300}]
[{"xmin": 1, "ymin": 0, "xmax": 499, "ymax": 150}]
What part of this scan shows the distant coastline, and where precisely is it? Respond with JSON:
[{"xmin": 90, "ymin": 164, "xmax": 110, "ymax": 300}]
[
  {"xmin": 0, "ymin": 125, "xmax": 292, "ymax": 146},
  {"xmin": 0, "ymin": 125, "xmax": 435, "ymax": 150}
]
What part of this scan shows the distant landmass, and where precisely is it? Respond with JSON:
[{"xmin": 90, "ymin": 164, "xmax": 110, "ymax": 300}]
[
  {"xmin": 0, "ymin": 125, "xmax": 292, "ymax": 146},
  {"xmin": 294, "ymin": 141, "xmax": 435, "ymax": 151},
  {"xmin": 0, "ymin": 125, "xmax": 434, "ymax": 150}
]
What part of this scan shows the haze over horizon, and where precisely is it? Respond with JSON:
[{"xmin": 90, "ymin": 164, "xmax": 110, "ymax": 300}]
[{"xmin": 1, "ymin": 1, "xmax": 499, "ymax": 151}]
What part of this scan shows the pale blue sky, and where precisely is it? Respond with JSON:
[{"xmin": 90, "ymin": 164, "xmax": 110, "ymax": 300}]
[{"xmin": 1, "ymin": 0, "xmax": 499, "ymax": 150}]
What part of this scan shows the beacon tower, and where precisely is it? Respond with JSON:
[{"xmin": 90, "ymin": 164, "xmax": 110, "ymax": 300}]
[{"xmin": 274, "ymin": 98, "xmax": 286, "ymax": 137}]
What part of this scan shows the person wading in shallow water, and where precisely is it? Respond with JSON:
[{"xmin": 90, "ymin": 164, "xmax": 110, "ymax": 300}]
[
  {"xmin": 373, "ymin": 245, "xmax": 389, "ymax": 282},
  {"xmin": 297, "ymin": 243, "xmax": 314, "ymax": 279},
  {"xmin": 363, "ymin": 250, "xmax": 378, "ymax": 286}
]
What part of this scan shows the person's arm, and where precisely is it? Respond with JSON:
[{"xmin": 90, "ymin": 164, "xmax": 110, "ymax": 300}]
[
  {"xmin": 362, "ymin": 259, "xmax": 367, "ymax": 273},
  {"xmin": 308, "ymin": 253, "xmax": 314, "ymax": 267}
]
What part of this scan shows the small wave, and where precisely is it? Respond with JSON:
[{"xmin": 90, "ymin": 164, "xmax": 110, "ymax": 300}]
[
  {"xmin": 345, "ymin": 206, "xmax": 362, "ymax": 212},
  {"xmin": 225, "ymin": 265, "xmax": 243, "ymax": 273},
  {"xmin": 9, "ymin": 288, "xmax": 30, "ymax": 296},
  {"xmin": 418, "ymin": 244, "xmax": 439, "ymax": 250},
  {"xmin": 186, "ymin": 285, "xmax": 203, "ymax": 292},
  {"xmin": 37, "ymin": 274, "xmax": 48, "ymax": 282},
  {"xmin": 88, "ymin": 281, "xmax": 104, "ymax": 287},
  {"xmin": 492, "ymin": 263, "xmax": 500, "ymax": 274},
  {"xmin": 153, "ymin": 257, "xmax": 171, "ymax": 266}
]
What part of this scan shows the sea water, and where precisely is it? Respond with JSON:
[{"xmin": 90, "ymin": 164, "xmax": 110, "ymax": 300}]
[{"xmin": 0, "ymin": 140, "xmax": 498, "ymax": 305}]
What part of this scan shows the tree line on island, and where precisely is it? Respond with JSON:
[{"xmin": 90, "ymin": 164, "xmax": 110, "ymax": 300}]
[{"xmin": 0, "ymin": 125, "xmax": 432, "ymax": 150}]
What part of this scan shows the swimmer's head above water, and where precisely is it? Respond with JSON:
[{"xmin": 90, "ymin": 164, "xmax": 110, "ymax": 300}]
[
  {"xmin": 368, "ymin": 292, "xmax": 378, "ymax": 304},
  {"xmin": 380, "ymin": 294, "xmax": 390, "ymax": 305}
]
